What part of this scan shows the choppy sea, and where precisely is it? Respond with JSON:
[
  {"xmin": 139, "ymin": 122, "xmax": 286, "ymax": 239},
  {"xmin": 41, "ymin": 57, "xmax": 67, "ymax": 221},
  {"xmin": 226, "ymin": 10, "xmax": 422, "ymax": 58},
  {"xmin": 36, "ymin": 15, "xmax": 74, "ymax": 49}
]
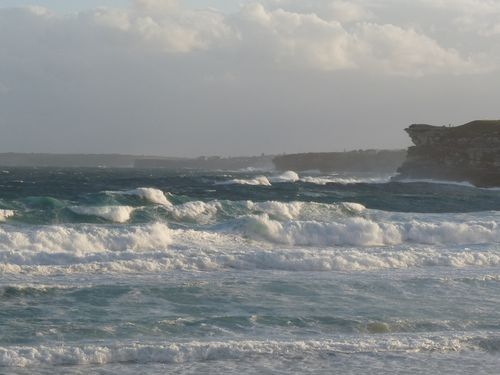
[{"xmin": 1, "ymin": 168, "xmax": 500, "ymax": 374}]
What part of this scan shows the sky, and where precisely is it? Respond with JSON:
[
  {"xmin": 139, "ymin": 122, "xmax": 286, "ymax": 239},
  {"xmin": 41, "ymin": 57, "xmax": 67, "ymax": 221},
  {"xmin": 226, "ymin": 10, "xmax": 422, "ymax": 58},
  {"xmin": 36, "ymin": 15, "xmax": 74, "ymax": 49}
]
[{"xmin": 1, "ymin": 0, "xmax": 499, "ymax": 157}]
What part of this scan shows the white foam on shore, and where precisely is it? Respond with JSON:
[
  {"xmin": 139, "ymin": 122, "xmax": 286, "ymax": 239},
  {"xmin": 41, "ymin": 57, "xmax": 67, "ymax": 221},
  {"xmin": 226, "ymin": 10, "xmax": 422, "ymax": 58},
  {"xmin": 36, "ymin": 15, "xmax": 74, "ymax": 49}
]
[
  {"xmin": 1, "ymin": 334, "xmax": 498, "ymax": 367},
  {"xmin": 69, "ymin": 206, "xmax": 135, "ymax": 223}
]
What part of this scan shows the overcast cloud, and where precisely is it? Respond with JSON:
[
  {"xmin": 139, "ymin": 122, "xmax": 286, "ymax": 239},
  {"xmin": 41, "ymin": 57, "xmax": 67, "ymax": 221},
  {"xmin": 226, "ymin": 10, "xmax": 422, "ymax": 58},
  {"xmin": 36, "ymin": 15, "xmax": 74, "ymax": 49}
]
[{"xmin": 0, "ymin": 0, "xmax": 499, "ymax": 156}]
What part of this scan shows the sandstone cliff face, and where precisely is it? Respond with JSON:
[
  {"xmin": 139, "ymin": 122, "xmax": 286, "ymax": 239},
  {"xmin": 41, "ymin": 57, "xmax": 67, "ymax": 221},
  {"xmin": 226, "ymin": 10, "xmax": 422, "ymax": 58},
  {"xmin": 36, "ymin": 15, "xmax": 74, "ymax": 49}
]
[{"xmin": 396, "ymin": 120, "xmax": 500, "ymax": 187}]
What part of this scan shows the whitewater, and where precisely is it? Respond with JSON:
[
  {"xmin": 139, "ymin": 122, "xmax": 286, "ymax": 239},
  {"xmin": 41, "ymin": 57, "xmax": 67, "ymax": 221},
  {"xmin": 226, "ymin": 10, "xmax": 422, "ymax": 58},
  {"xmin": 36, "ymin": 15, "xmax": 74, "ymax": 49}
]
[{"xmin": 1, "ymin": 168, "xmax": 500, "ymax": 374}]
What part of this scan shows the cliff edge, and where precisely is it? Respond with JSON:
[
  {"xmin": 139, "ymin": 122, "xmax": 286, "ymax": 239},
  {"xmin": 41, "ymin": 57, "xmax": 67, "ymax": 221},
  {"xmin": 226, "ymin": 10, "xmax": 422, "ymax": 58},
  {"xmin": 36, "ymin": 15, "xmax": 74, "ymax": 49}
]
[{"xmin": 395, "ymin": 120, "xmax": 500, "ymax": 187}]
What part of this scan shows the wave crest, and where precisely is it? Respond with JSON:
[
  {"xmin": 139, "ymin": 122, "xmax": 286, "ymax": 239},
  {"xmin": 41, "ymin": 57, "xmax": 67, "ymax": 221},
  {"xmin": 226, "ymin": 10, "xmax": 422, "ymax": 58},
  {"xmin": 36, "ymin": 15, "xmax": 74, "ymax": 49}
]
[
  {"xmin": 234, "ymin": 214, "xmax": 500, "ymax": 247},
  {"xmin": 0, "ymin": 209, "xmax": 15, "ymax": 222},
  {"xmin": 0, "ymin": 223, "xmax": 171, "ymax": 254},
  {"xmin": 1, "ymin": 334, "xmax": 498, "ymax": 367},
  {"xmin": 269, "ymin": 171, "xmax": 300, "ymax": 183},
  {"xmin": 123, "ymin": 187, "xmax": 171, "ymax": 206},
  {"xmin": 218, "ymin": 176, "xmax": 271, "ymax": 186},
  {"xmin": 69, "ymin": 206, "xmax": 135, "ymax": 223}
]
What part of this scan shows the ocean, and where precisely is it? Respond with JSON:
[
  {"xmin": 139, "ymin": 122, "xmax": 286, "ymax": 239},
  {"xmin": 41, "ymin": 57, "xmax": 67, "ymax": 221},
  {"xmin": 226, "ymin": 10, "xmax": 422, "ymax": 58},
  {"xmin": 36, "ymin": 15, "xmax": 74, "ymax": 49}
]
[{"xmin": 1, "ymin": 167, "xmax": 500, "ymax": 374}]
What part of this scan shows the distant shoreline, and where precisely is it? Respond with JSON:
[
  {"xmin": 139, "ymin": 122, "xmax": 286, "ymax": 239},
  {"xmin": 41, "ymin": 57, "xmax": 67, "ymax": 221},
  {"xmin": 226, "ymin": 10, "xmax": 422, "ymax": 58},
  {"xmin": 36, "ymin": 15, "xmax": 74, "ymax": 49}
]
[{"xmin": 0, "ymin": 150, "xmax": 405, "ymax": 172}]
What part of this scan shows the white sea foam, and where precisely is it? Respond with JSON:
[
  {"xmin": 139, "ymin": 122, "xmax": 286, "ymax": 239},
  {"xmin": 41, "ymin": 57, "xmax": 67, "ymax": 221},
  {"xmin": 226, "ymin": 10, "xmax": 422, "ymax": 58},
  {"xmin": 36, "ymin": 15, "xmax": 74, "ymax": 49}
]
[
  {"xmin": 2, "ymin": 208, "xmax": 500, "ymax": 275},
  {"xmin": 69, "ymin": 206, "xmax": 135, "ymax": 223},
  {"xmin": 439, "ymin": 274, "xmax": 500, "ymax": 283},
  {"xmin": 243, "ymin": 201, "xmax": 366, "ymax": 221},
  {"xmin": 219, "ymin": 176, "xmax": 272, "ymax": 186},
  {"xmin": 397, "ymin": 178, "xmax": 476, "ymax": 188},
  {"xmin": 218, "ymin": 171, "xmax": 299, "ymax": 186},
  {"xmin": 300, "ymin": 176, "xmax": 337, "ymax": 185},
  {"xmin": 246, "ymin": 201, "xmax": 305, "ymax": 220},
  {"xmin": 235, "ymin": 214, "xmax": 500, "ymax": 247},
  {"xmin": 269, "ymin": 171, "xmax": 300, "ymax": 183},
  {"xmin": 168, "ymin": 201, "xmax": 221, "ymax": 223},
  {"xmin": 1, "ymin": 207, "xmax": 500, "ymax": 253},
  {"xmin": 0, "ymin": 209, "xmax": 15, "ymax": 222},
  {"xmin": 0, "ymin": 223, "xmax": 171, "ymax": 254},
  {"xmin": 122, "ymin": 187, "xmax": 172, "ymax": 206},
  {"xmin": 1, "ymin": 334, "xmax": 498, "ymax": 367},
  {"xmin": 238, "ymin": 214, "xmax": 401, "ymax": 246},
  {"xmin": 0, "ymin": 283, "xmax": 83, "ymax": 296},
  {"xmin": 301, "ymin": 175, "xmax": 392, "ymax": 185},
  {"xmin": 1, "ymin": 223, "xmax": 500, "ymax": 275},
  {"xmin": 2, "ymin": 246, "xmax": 500, "ymax": 275},
  {"xmin": 164, "ymin": 199, "xmax": 367, "ymax": 225},
  {"xmin": 341, "ymin": 202, "xmax": 366, "ymax": 214}
]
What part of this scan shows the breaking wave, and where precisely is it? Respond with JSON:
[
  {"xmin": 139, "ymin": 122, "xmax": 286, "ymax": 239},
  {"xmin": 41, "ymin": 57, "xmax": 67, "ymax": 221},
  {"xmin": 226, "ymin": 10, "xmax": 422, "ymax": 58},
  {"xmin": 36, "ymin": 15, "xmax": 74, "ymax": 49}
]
[
  {"xmin": 235, "ymin": 214, "xmax": 500, "ymax": 247},
  {"xmin": 0, "ymin": 223, "xmax": 171, "ymax": 254},
  {"xmin": 269, "ymin": 171, "xmax": 300, "ymax": 183},
  {"xmin": 69, "ymin": 206, "xmax": 135, "ymax": 223},
  {"xmin": 218, "ymin": 176, "xmax": 272, "ymax": 186},
  {"xmin": 397, "ymin": 178, "xmax": 477, "ymax": 188},
  {"xmin": 218, "ymin": 171, "xmax": 299, "ymax": 186},
  {"xmin": 0, "ymin": 209, "xmax": 15, "ymax": 222},
  {"xmin": 218, "ymin": 171, "xmax": 392, "ymax": 186},
  {"xmin": 118, "ymin": 187, "xmax": 171, "ymax": 206},
  {"xmin": 168, "ymin": 201, "xmax": 221, "ymax": 223},
  {"xmin": 1, "ymin": 334, "xmax": 499, "ymax": 367},
  {"xmin": 1, "ymin": 222, "xmax": 500, "ymax": 275},
  {"xmin": 300, "ymin": 175, "xmax": 392, "ymax": 185}
]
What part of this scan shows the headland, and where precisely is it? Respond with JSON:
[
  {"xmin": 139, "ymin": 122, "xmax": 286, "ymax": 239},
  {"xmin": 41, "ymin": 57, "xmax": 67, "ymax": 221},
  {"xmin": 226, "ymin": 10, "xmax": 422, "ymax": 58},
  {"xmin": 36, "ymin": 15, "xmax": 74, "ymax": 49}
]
[{"xmin": 395, "ymin": 120, "xmax": 500, "ymax": 187}]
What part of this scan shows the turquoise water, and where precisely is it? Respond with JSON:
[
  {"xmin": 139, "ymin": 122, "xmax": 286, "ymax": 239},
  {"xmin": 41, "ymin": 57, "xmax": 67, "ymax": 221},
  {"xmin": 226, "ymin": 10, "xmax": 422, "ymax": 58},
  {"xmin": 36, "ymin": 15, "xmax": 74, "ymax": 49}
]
[{"xmin": 1, "ymin": 168, "xmax": 500, "ymax": 374}]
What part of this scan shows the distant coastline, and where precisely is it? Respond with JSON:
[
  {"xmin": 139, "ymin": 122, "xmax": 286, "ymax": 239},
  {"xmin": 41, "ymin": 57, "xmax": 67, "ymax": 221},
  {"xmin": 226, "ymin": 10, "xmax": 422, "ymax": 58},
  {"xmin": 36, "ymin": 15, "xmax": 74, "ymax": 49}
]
[
  {"xmin": 0, "ymin": 153, "xmax": 174, "ymax": 168},
  {"xmin": 0, "ymin": 150, "xmax": 406, "ymax": 172},
  {"xmin": 0, "ymin": 153, "xmax": 275, "ymax": 170}
]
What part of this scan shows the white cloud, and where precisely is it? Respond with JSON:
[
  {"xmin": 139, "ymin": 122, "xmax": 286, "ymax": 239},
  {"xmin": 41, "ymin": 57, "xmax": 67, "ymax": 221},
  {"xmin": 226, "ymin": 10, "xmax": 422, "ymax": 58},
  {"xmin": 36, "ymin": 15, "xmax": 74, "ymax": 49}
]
[
  {"xmin": 232, "ymin": 4, "xmax": 358, "ymax": 71},
  {"xmin": 261, "ymin": 0, "xmax": 373, "ymax": 23},
  {"xmin": 328, "ymin": 1, "xmax": 373, "ymax": 23},
  {"xmin": 87, "ymin": 2, "xmax": 234, "ymax": 53},
  {"xmin": 415, "ymin": 0, "xmax": 500, "ymax": 38},
  {"xmin": 0, "ymin": 0, "xmax": 499, "ymax": 155},
  {"xmin": 0, "ymin": 1, "xmax": 490, "ymax": 75},
  {"xmin": 133, "ymin": 0, "xmax": 180, "ymax": 13},
  {"xmin": 228, "ymin": 3, "xmax": 487, "ymax": 74},
  {"xmin": 355, "ymin": 23, "xmax": 488, "ymax": 76}
]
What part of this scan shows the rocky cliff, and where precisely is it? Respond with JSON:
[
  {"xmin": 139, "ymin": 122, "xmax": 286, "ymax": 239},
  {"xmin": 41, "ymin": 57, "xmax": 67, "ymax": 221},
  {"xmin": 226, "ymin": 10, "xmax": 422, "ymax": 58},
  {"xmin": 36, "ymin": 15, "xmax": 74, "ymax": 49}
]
[{"xmin": 395, "ymin": 120, "xmax": 500, "ymax": 187}]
